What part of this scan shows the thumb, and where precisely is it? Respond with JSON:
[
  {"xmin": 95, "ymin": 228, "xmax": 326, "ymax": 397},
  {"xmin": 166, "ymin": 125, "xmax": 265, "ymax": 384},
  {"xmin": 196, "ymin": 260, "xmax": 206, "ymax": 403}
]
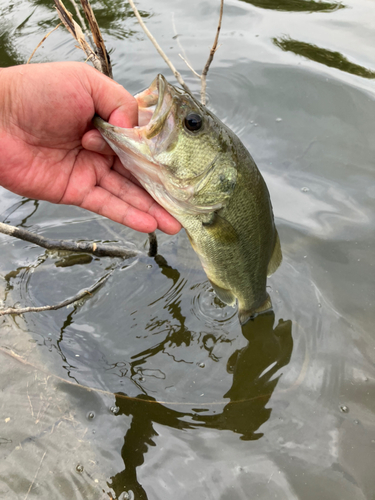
[{"xmin": 83, "ymin": 65, "xmax": 138, "ymax": 128}]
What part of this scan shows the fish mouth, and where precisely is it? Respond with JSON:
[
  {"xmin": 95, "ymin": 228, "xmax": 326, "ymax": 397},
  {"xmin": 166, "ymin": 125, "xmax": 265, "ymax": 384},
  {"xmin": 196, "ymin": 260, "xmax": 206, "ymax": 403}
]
[
  {"xmin": 93, "ymin": 74, "xmax": 175, "ymax": 154},
  {"xmin": 137, "ymin": 74, "xmax": 167, "ymax": 129}
]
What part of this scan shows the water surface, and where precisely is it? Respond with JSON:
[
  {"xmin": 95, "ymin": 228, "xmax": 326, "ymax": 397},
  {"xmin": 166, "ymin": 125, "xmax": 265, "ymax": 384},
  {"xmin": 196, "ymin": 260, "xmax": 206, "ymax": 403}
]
[{"xmin": 0, "ymin": 0, "xmax": 375, "ymax": 498}]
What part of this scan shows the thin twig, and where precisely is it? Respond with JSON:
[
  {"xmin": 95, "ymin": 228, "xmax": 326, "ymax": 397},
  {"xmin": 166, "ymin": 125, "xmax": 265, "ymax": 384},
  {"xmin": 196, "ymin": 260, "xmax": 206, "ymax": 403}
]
[
  {"xmin": 27, "ymin": 24, "xmax": 62, "ymax": 64},
  {"xmin": 179, "ymin": 54, "xmax": 201, "ymax": 79},
  {"xmin": 0, "ymin": 222, "xmax": 139, "ymax": 259},
  {"xmin": 24, "ymin": 451, "xmax": 46, "ymax": 500},
  {"xmin": 27, "ymin": 382, "xmax": 35, "ymax": 417},
  {"xmin": 0, "ymin": 273, "xmax": 110, "ymax": 316},
  {"xmin": 201, "ymin": 0, "xmax": 224, "ymax": 105},
  {"xmin": 127, "ymin": 0, "xmax": 190, "ymax": 93},
  {"xmin": 171, "ymin": 12, "xmax": 188, "ymax": 62},
  {"xmin": 68, "ymin": 0, "xmax": 94, "ymax": 46}
]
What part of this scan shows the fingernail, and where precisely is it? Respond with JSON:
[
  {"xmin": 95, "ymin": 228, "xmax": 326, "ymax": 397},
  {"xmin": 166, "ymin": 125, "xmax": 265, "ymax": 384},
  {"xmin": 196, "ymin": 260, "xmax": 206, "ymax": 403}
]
[{"xmin": 89, "ymin": 136, "xmax": 106, "ymax": 152}]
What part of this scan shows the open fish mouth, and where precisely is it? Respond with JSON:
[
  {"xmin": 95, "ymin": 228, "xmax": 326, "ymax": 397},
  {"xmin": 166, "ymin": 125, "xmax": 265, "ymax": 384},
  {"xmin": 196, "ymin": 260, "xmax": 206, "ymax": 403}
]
[
  {"xmin": 92, "ymin": 75, "xmax": 183, "ymax": 211},
  {"xmin": 137, "ymin": 74, "xmax": 166, "ymax": 128},
  {"xmin": 93, "ymin": 74, "xmax": 175, "ymax": 155}
]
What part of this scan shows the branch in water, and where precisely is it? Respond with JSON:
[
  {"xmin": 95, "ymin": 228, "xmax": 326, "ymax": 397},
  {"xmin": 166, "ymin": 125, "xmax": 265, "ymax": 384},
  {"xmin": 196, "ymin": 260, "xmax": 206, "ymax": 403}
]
[
  {"xmin": 148, "ymin": 231, "xmax": 157, "ymax": 257},
  {"xmin": 0, "ymin": 273, "xmax": 110, "ymax": 316},
  {"xmin": 0, "ymin": 222, "xmax": 139, "ymax": 259}
]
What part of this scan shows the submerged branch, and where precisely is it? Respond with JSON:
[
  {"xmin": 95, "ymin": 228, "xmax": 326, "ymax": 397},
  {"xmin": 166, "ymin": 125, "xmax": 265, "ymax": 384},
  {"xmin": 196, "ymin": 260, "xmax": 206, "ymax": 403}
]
[
  {"xmin": 0, "ymin": 273, "xmax": 110, "ymax": 316},
  {"xmin": 0, "ymin": 223, "xmax": 139, "ymax": 259},
  {"xmin": 148, "ymin": 231, "xmax": 158, "ymax": 257}
]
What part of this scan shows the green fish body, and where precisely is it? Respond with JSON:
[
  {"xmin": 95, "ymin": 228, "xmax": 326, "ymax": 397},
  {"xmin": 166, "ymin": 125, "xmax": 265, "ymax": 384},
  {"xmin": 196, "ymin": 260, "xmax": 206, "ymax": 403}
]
[{"xmin": 94, "ymin": 75, "xmax": 281, "ymax": 324}]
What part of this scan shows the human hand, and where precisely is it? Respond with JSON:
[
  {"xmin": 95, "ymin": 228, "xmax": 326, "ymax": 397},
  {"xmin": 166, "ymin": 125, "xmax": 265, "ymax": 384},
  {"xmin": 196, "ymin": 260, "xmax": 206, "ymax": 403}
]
[{"xmin": 0, "ymin": 62, "xmax": 181, "ymax": 234}]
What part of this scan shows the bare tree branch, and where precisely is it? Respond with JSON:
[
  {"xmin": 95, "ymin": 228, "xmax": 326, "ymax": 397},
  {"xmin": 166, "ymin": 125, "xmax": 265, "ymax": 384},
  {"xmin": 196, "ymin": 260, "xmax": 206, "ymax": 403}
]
[
  {"xmin": 201, "ymin": 0, "xmax": 224, "ymax": 105},
  {"xmin": 178, "ymin": 54, "xmax": 201, "ymax": 79},
  {"xmin": 79, "ymin": 0, "xmax": 112, "ymax": 78},
  {"xmin": 68, "ymin": 0, "xmax": 94, "ymax": 47},
  {"xmin": 54, "ymin": 0, "xmax": 105, "ymax": 73},
  {"xmin": 0, "ymin": 223, "xmax": 139, "ymax": 259},
  {"xmin": 127, "ymin": 0, "xmax": 191, "ymax": 93},
  {"xmin": 0, "ymin": 273, "xmax": 111, "ymax": 316},
  {"xmin": 170, "ymin": 0, "xmax": 225, "ymax": 104}
]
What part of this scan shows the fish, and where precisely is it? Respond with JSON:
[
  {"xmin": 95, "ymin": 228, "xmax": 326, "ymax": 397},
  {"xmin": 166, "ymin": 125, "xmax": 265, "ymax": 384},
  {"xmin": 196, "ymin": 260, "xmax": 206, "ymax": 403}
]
[{"xmin": 93, "ymin": 75, "xmax": 282, "ymax": 324}]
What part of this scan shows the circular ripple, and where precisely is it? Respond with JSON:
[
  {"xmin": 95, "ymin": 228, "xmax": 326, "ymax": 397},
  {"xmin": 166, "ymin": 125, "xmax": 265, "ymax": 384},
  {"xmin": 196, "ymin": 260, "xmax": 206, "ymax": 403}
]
[{"xmin": 190, "ymin": 281, "xmax": 238, "ymax": 326}]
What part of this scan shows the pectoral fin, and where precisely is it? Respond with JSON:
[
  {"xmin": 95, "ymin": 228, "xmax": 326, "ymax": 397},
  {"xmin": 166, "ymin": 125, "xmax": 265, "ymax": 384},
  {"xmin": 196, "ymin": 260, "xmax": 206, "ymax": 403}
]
[
  {"xmin": 267, "ymin": 230, "xmax": 282, "ymax": 277},
  {"xmin": 202, "ymin": 212, "xmax": 239, "ymax": 245},
  {"xmin": 238, "ymin": 294, "xmax": 273, "ymax": 325}
]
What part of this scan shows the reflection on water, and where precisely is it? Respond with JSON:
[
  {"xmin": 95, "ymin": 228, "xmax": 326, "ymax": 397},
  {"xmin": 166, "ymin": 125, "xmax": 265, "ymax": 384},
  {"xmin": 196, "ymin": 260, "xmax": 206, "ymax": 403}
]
[
  {"xmin": 1, "ymin": 198, "xmax": 39, "ymax": 227},
  {"xmin": 238, "ymin": 0, "xmax": 343, "ymax": 12},
  {"xmin": 0, "ymin": 31, "xmax": 23, "ymax": 66},
  {"xmin": 274, "ymin": 37, "xmax": 375, "ymax": 79},
  {"xmin": 2, "ymin": 237, "xmax": 294, "ymax": 499},
  {"xmin": 196, "ymin": 312, "xmax": 293, "ymax": 440},
  {"xmin": 109, "ymin": 311, "xmax": 293, "ymax": 499}
]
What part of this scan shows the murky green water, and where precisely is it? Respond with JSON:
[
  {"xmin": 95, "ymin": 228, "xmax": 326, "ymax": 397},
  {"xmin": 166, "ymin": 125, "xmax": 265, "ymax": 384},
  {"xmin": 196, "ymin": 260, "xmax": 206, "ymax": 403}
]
[{"xmin": 1, "ymin": 0, "xmax": 375, "ymax": 498}]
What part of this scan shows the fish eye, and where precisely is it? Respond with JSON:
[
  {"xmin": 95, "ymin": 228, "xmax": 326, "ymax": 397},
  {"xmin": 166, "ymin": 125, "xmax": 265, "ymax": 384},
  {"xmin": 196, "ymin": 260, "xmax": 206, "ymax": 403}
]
[{"xmin": 184, "ymin": 113, "xmax": 203, "ymax": 132}]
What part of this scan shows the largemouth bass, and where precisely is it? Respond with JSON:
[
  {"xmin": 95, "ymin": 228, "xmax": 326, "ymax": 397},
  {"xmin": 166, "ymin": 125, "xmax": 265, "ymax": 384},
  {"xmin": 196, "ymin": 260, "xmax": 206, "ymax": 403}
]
[{"xmin": 94, "ymin": 75, "xmax": 282, "ymax": 324}]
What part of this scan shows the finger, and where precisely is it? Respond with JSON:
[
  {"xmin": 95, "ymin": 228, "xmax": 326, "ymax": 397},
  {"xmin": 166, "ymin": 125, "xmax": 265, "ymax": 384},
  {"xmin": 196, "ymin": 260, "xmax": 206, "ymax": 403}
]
[
  {"xmin": 98, "ymin": 168, "xmax": 182, "ymax": 235},
  {"xmin": 99, "ymin": 168, "xmax": 158, "ymax": 213},
  {"xmin": 149, "ymin": 203, "xmax": 182, "ymax": 235},
  {"xmin": 83, "ymin": 66, "xmax": 138, "ymax": 128},
  {"xmin": 80, "ymin": 186, "xmax": 158, "ymax": 233},
  {"xmin": 82, "ymin": 129, "xmax": 115, "ymax": 155}
]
